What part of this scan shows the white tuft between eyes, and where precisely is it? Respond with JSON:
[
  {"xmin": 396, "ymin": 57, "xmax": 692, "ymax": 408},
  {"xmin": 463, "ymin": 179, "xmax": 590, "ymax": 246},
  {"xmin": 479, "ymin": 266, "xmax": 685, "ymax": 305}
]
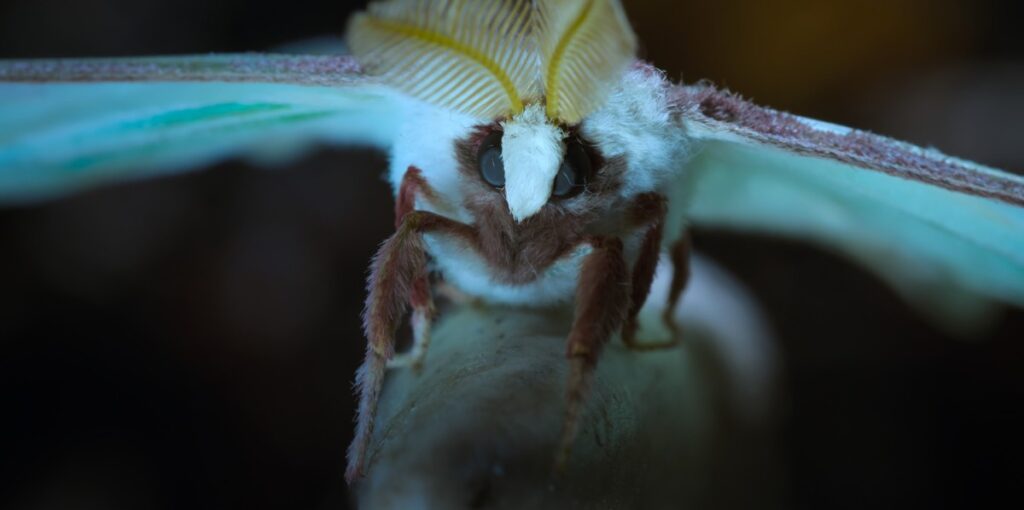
[{"xmin": 501, "ymin": 104, "xmax": 566, "ymax": 222}]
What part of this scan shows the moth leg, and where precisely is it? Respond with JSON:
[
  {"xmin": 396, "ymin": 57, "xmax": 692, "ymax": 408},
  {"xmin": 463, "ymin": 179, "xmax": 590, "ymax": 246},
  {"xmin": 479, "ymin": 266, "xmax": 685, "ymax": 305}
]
[
  {"xmin": 621, "ymin": 193, "xmax": 678, "ymax": 351},
  {"xmin": 387, "ymin": 166, "xmax": 438, "ymax": 371},
  {"xmin": 386, "ymin": 275, "xmax": 436, "ymax": 372},
  {"xmin": 394, "ymin": 164, "xmax": 455, "ymax": 219},
  {"xmin": 555, "ymin": 236, "xmax": 630, "ymax": 472},
  {"xmin": 346, "ymin": 210, "xmax": 475, "ymax": 483},
  {"xmin": 663, "ymin": 229, "xmax": 693, "ymax": 335}
]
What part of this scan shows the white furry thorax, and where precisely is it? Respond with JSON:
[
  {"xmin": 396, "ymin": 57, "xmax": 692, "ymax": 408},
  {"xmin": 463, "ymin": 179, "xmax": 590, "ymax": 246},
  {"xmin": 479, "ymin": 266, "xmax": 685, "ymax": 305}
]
[
  {"xmin": 387, "ymin": 62, "xmax": 691, "ymax": 304},
  {"xmin": 581, "ymin": 63, "xmax": 692, "ymax": 197}
]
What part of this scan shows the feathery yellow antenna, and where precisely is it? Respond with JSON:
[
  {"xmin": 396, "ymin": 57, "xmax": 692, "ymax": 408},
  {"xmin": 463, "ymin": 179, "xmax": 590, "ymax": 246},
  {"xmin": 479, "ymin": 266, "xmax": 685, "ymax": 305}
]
[
  {"xmin": 347, "ymin": 0, "xmax": 538, "ymax": 119},
  {"xmin": 538, "ymin": 0, "xmax": 637, "ymax": 124},
  {"xmin": 347, "ymin": 0, "xmax": 637, "ymax": 124}
]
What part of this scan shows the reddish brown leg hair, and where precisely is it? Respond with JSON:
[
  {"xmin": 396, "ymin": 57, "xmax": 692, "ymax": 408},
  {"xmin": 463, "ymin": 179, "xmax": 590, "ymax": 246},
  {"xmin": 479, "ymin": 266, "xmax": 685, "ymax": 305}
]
[
  {"xmin": 621, "ymin": 193, "xmax": 678, "ymax": 350},
  {"xmin": 345, "ymin": 209, "xmax": 475, "ymax": 483},
  {"xmin": 555, "ymin": 236, "xmax": 630, "ymax": 472},
  {"xmin": 385, "ymin": 279, "xmax": 436, "ymax": 371},
  {"xmin": 388, "ymin": 167, "xmax": 438, "ymax": 371},
  {"xmin": 663, "ymin": 229, "xmax": 693, "ymax": 334},
  {"xmin": 394, "ymin": 166, "xmax": 431, "ymax": 227}
]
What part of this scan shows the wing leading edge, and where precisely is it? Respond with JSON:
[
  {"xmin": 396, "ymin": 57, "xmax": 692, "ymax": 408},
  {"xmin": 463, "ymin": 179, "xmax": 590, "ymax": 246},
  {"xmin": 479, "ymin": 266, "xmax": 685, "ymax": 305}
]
[
  {"xmin": 0, "ymin": 54, "xmax": 401, "ymax": 204},
  {"xmin": 671, "ymin": 85, "xmax": 1024, "ymax": 330}
]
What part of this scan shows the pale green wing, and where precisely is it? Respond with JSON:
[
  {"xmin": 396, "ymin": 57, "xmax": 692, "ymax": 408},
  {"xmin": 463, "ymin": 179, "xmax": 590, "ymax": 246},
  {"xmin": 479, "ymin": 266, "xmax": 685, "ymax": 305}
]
[
  {"xmin": 668, "ymin": 85, "xmax": 1024, "ymax": 330},
  {"xmin": 0, "ymin": 54, "xmax": 401, "ymax": 203}
]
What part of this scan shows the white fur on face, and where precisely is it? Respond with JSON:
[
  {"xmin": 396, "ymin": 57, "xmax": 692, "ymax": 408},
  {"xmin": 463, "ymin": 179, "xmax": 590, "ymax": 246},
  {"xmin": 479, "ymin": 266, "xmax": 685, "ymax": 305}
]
[{"xmin": 500, "ymin": 104, "xmax": 566, "ymax": 222}]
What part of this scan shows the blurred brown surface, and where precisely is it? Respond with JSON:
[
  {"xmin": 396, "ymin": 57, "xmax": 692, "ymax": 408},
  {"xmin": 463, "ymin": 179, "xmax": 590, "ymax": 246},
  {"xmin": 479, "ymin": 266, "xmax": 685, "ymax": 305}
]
[{"xmin": 1, "ymin": 1, "xmax": 1022, "ymax": 509}]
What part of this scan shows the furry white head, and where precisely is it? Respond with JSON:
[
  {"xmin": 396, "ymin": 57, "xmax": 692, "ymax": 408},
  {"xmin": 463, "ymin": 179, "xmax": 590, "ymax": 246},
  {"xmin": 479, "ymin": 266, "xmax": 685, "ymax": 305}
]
[
  {"xmin": 501, "ymin": 104, "xmax": 567, "ymax": 222},
  {"xmin": 350, "ymin": 0, "xmax": 640, "ymax": 220}
]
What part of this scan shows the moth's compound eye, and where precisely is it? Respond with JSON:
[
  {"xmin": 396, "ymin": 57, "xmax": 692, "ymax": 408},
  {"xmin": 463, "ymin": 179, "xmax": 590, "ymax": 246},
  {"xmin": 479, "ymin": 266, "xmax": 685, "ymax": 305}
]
[
  {"xmin": 552, "ymin": 139, "xmax": 591, "ymax": 198},
  {"xmin": 477, "ymin": 131, "xmax": 505, "ymax": 188}
]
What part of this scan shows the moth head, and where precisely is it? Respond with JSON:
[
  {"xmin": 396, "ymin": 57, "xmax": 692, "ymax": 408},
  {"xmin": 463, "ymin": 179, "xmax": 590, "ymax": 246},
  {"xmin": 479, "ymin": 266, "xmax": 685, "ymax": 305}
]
[
  {"xmin": 349, "ymin": 0, "xmax": 637, "ymax": 221},
  {"xmin": 476, "ymin": 64, "xmax": 684, "ymax": 224}
]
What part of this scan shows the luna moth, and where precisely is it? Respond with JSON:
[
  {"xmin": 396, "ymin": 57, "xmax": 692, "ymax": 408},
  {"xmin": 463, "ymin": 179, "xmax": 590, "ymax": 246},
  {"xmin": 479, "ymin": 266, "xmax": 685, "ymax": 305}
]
[{"xmin": 0, "ymin": 0, "xmax": 1021, "ymax": 483}]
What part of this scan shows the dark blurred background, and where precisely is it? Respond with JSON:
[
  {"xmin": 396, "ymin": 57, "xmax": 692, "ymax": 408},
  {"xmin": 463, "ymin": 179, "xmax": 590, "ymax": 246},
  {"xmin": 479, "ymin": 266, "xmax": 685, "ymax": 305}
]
[{"xmin": 0, "ymin": 1, "xmax": 1021, "ymax": 508}]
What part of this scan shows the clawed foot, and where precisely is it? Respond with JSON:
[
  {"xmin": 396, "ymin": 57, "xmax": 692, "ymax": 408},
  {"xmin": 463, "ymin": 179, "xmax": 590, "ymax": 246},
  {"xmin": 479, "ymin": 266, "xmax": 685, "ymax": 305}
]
[
  {"xmin": 386, "ymin": 350, "xmax": 427, "ymax": 372},
  {"xmin": 387, "ymin": 305, "xmax": 433, "ymax": 373},
  {"xmin": 621, "ymin": 310, "xmax": 683, "ymax": 352}
]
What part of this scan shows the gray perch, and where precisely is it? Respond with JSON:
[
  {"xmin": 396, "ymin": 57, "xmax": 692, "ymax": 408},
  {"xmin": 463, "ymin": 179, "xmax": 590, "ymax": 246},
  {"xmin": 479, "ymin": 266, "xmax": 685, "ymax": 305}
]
[{"xmin": 355, "ymin": 256, "xmax": 781, "ymax": 509}]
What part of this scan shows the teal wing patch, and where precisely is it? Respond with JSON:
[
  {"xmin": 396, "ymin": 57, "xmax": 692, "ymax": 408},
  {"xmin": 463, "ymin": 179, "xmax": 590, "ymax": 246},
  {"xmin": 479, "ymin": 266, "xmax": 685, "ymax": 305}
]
[
  {"xmin": 0, "ymin": 55, "xmax": 400, "ymax": 203},
  {"xmin": 671, "ymin": 85, "xmax": 1024, "ymax": 331}
]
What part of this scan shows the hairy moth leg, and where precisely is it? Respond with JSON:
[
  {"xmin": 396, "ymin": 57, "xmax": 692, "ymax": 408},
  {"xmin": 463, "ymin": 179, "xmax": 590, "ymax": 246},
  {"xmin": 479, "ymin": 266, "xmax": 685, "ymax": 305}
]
[
  {"xmin": 388, "ymin": 166, "xmax": 438, "ymax": 371},
  {"xmin": 620, "ymin": 193, "xmax": 678, "ymax": 351},
  {"xmin": 346, "ymin": 210, "xmax": 475, "ymax": 483},
  {"xmin": 555, "ymin": 236, "xmax": 630, "ymax": 472},
  {"xmin": 389, "ymin": 277, "xmax": 436, "ymax": 372},
  {"xmin": 663, "ymin": 229, "xmax": 693, "ymax": 334}
]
